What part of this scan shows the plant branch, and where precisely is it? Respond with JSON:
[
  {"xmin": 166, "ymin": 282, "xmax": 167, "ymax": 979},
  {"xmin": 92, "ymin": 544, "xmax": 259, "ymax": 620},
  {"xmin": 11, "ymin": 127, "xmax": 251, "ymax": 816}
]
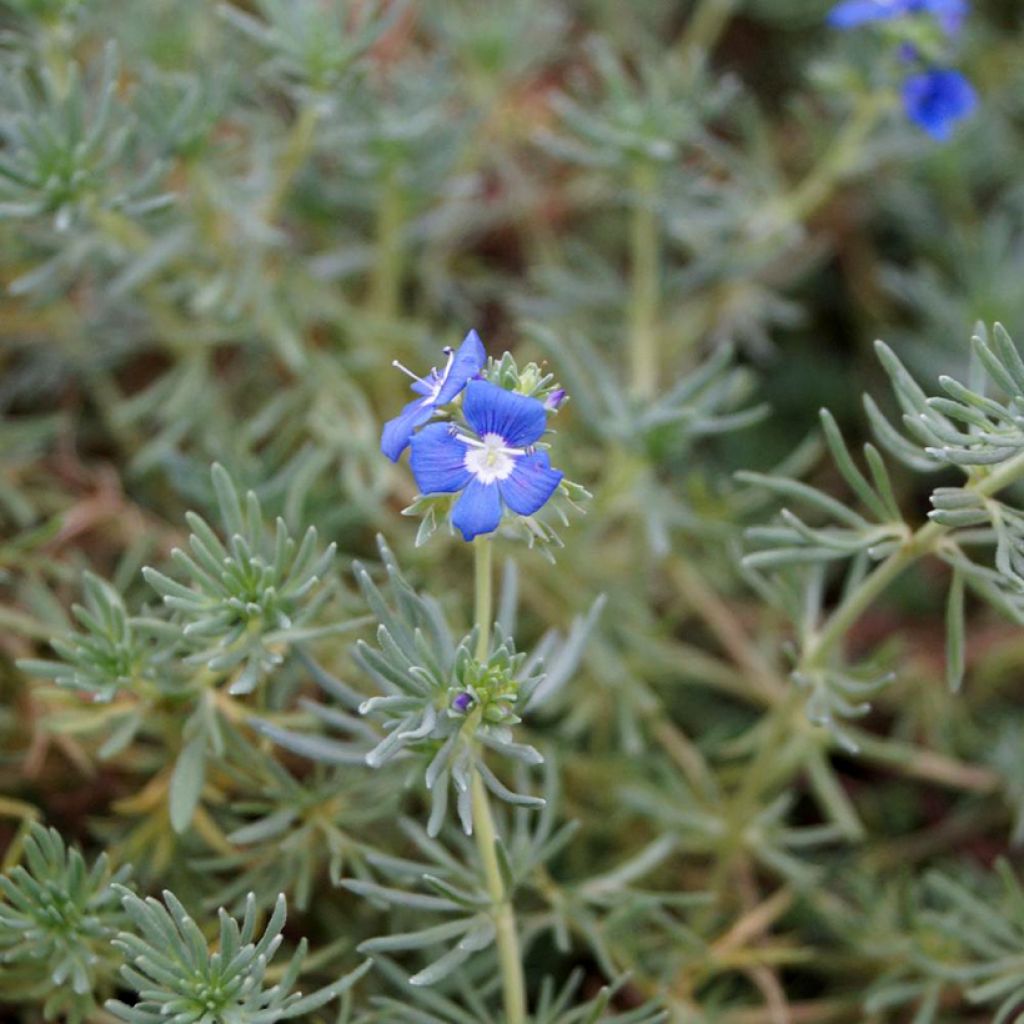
[
  {"xmin": 628, "ymin": 160, "xmax": 660, "ymax": 401},
  {"xmin": 804, "ymin": 448, "xmax": 1024, "ymax": 671}
]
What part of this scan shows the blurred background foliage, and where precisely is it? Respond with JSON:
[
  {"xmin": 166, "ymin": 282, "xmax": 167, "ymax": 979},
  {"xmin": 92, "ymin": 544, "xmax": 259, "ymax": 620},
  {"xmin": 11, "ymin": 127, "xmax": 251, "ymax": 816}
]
[{"xmin": 2, "ymin": 0, "xmax": 1024, "ymax": 1021}]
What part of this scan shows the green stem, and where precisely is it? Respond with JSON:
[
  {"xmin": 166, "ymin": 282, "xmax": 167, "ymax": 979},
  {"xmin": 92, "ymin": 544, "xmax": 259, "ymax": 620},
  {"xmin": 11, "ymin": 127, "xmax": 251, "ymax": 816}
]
[
  {"xmin": 628, "ymin": 160, "xmax": 661, "ymax": 401},
  {"xmin": 471, "ymin": 771, "xmax": 527, "ymax": 1024},
  {"xmin": 470, "ymin": 534, "xmax": 525, "ymax": 1022},
  {"xmin": 678, "ymin": 0, "xmax": 738, "ymax": 64},
  {"xmin": 804, "ymin": 448, "xmax": 1024, "ymax": 670},
  {"xmin": 474, "ymin": 536, "xmax": 493, "ymax": 662},
  {"xmin": 42, "ymin": 21, "xmax": 72, "ymax": 98},
  {"xmin": 775, "ymin": 92, "xmax": 890, "ymax": 230},
  {"xmin": 264, "ymin": 104, "xmax": 320, "ymax": 222},
  {"xmin": 369, "ymin": 166, "xmax": 405, "ymax": 317}
]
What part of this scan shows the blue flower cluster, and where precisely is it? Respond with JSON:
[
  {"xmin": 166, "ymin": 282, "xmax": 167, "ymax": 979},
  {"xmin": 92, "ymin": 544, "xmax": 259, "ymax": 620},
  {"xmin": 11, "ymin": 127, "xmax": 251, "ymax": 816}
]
[
  {"xmin": 381, "ymin": 332, "xmax": 564, "ymax": 542},
  {"xmin": 829, "ymin": 0, "xmax": 976, "ymax": 140}
]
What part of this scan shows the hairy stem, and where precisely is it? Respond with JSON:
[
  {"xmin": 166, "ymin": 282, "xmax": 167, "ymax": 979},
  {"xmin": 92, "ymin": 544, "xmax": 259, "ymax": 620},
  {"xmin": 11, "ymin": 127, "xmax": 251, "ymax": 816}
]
[
  {"xmin": 474, "ymin": 536, "xmax": 494, "ymax": 661},
  {"xmin": 628, "ymin": 160, "xmax": 661, "ymax": 401},
  {"xmin": 471, "ymin": 771, "xmax": 527, "ymax": 1024}
]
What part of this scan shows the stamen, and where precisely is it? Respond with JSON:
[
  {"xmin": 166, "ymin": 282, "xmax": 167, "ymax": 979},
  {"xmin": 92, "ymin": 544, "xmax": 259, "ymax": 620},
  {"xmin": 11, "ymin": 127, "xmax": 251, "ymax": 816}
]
[
  {"xmin": 453, "ymin": 430, "xmax": 525, "ymax": 456},
  {"xmin": 391, "ymin": 360, "xmax": 430, "ymax": 388}
]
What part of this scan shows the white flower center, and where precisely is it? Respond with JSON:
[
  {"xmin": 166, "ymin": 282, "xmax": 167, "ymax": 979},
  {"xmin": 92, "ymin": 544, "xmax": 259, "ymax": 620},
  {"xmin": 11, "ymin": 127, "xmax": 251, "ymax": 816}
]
[{"xmin": 462, "ymin": 432, "xmax": 519, "ymax": 484}]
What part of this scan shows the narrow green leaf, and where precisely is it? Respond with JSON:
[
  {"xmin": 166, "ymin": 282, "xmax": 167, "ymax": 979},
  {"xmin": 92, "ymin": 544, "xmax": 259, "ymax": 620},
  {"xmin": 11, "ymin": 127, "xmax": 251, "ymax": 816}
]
[
  {"xmin": 946, "ymin": 567, "xmax": 966, "ymax": 693},
  {"xmin": 169, "ymin": 735, "xmax": 207, "ymax": 834}
]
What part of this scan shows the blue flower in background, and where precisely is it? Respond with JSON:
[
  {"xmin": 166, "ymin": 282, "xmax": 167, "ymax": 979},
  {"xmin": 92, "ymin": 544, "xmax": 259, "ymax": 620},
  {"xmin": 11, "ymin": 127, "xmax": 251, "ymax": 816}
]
[
  {"xmin": 902, "ymin": 67, "xmax": 977, "ymax": 139},
  {"xmin": 381, "ymin": 330, "xmax": 487, "ymax": 462},
  {"xmin": 410, "ymin": 380, "xmax": 564, "ymax": 541},
  {"xmin": 828, "ymin": 0, "xmax": 975, "ymax": 140},
  {"xmin": 828, "ymin": 0, "xmax": 967, "ymax": 33}
]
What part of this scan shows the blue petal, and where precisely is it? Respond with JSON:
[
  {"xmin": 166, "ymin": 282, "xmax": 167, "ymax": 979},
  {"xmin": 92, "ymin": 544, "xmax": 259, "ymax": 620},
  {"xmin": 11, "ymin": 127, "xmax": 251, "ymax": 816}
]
[
  {"xmin": 902, "ymin": 69, "xmax": 977, "ymax": 141},
  {"xmin": 827, "ymin": 0, "xmax": 908, "ymax": 28},
  {"xmin": 463, "ymin": 380, "xmax": 547, "ymax": 448},
  {"xmin": 913, "ymin": 0, "xmax": 967, "ymax": 34},
  {"xmin": 381, "ymin": 398, "xmax": 433, "ymax": 462},
  {"xmin": 435, "ymin": 330, "xmax": 487, "ymax": 405},
  {"xmin": 499, "ymin": 452, "xmax": 563, "ymax": 518},
  {"xmin": 410, "ymin": 423, "xmax": 472, "ymax": 493},
  {"xmin": 828, "ymin": 0, "xmax": 968, "ymax": 31},
  {"xmin": 452, "ymin": 479, "xmax": 503, "ymax": 541}
]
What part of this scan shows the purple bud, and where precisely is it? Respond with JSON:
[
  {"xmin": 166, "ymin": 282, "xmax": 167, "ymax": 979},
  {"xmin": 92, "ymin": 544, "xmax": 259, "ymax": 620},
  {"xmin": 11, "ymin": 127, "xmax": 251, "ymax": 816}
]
[
  {"xmin": 452, "ymin": 691, "xmax": 474, "ymax": 712},
  {"xmin": 544, "ymin": 388, "xmax": 567, "ymax": 412}
]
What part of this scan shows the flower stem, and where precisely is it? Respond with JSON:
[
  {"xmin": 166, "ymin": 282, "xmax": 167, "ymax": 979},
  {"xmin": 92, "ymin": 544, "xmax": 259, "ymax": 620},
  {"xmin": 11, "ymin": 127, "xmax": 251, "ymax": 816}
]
[
  {"xmin": 470, "ymin": 534, "xmax": 524, "ymax": 1019},
  {"xmin": 471, "ymin": 771, "xmax": 527, "ymax": 1024},
  {"xmin": 628, "ymin": 160, "xmax": 661, "ymax": 401},
  {"xmin": 474, "ymin": 536, "xmax": 494, "ymax": 662}
]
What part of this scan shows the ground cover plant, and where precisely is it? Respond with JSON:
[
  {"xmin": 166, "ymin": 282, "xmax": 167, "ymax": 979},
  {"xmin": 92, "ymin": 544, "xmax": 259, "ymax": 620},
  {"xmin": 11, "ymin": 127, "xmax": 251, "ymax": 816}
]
[{"xmin": 2, "ymin": 0, "xmax": 1024, "ymax": 1021}]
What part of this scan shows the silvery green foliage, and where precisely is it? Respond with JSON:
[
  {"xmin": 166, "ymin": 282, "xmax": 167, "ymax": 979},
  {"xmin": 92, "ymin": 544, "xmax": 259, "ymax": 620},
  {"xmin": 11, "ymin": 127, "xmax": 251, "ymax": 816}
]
[
  {"xmin": 143, "ymin": 462, "xmax": 337, "ymax": 697},
  {"xmin": 0, "ymin": 41, "xmax": 171, "ymax": 295},
  {"xmin": 366, "ymin": 955, "xmax": 667, "ymax": 1023},
  {"xmin": 879, "ymin": 205, "xmax": 1024, "ymax": 381},
  {"xmin": 0, "ymin": 43, "xmax": 168, "ymax": 231},
  {"xmin": 17, "ymin": 571, "xmax": 168, "ymax": 702},
  {"xmin": 0, "ymin": 825, "xmax": 371, "ymax": 1024},
  {"xmin": 426, "ymin": 0, "xmax": 568, "ymax": 89},
  {"xmin": 344, "ymin": 764, "xmax": 676, "ymax": 1000},
  {"xmin": 0, "ymin": 824, "xmax": 129, "ymax": 1023},
  {"xmin": 2, "ymin": 0, "xmax": 83, "ymax": 17},
  {"xmin": 533, "ymin": 330, "xmax": 766, "ymax": 450},
  {"xmin": 138, "ymin": 463, "xmax": 342, "ymax": 834},
  {"xmin": 539, "ymin": 34, "xmax": 735, "ymax": 170},
  {"xmin": 197, "ymin": 708, "xmax": 399, "ymax": 912},
  {"xmin": 219, "ymin": 0, "xmax": 396, "ymax": 96},
  {"xmin": 743, "ymin": 324, "xmax": 1024, "ymax": 743},
  {"xmin": 4, "ymin": 1, "xmax": 1024, "ymax": 1021},
  {"xmin": 528, "ymin": 325, "xmax": 766, "ymax": 555},
  {"xmin": 259, "ymin": 537, "xmax": 597, "ymax": 837},
  {"xmin": 624, "ymin": 766, "xmax": 848, "ymax": 888},
  {"xmin": 107, "ymin": 890, "xmax": 370, "ymax": 1024},
  {"xmin": 864, "ymin": 862, "xmax": 1024, "ymax": 1024},
  {"xmin": 17, "ymin": 463, "xmax": 350, "ymax": 834}
]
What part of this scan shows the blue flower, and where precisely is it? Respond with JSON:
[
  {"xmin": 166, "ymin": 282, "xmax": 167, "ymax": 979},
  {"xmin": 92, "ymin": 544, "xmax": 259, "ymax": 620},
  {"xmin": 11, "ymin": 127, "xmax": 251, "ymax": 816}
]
[
  {"xmin": 380, "ymin": 330, "xmax": 487, "ymax": 462},
  {"xmin": 827, "ymin": 0, "xmax": 967, "ymax": 33},
  {"xmin": 410, "ymin": 380, "xmax": 564, "ymax": 541},
  {"xmin": 902, "ymin": 67, "xmax": 976, "ymax": 139}
]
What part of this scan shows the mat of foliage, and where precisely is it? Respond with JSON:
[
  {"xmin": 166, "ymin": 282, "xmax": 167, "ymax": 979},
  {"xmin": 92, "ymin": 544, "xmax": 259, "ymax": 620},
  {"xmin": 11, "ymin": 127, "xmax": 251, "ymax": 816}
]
[{"xmin": 2, "ymin": 2, "xmax": 1024, "ymax": 1023}]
